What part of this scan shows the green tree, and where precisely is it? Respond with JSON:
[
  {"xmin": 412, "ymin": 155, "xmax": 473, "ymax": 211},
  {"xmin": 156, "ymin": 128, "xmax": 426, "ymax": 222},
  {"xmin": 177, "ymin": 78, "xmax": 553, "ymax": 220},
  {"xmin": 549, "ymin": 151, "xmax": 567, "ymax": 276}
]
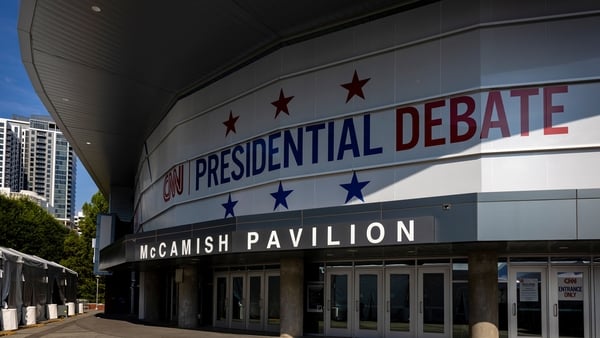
[
  {"xmin": 0, "ymin": 195, "xmax": 69, "ymax": 262},
  {"xmin": 61, "ymin": 191, "xmax": 108, "ymax": 302}
]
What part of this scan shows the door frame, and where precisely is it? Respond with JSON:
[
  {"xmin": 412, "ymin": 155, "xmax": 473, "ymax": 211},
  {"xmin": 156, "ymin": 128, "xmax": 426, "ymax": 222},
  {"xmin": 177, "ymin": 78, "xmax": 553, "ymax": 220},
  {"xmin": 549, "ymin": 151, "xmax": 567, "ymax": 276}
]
[
  {"xmin": 264, "ymin": 271, "xmax": 281, "ymax": 332},
  {"xmin": 229, "ymin": 272, "xmax": 247, "ymax": 329},
  {"xmin": 417, "ymin": 267, "xmax": 451, "ymax": 338},
  {"xmin": 246, "ymin": 271, "xmax": 265, "ymax": 331},
  {"xmin": 508, "ymin": 266, "xmax": 548, "ymax": 338},
  {"xmin": 213, "ymin": 273, "xmax": 229, "ymax": 328},
  {"xmin": 354, "ymin": 268, "xmax": 383, "ymax": 337},
  {"xmin": 325, "ymin": 265, "xmax": 451, "ymax": 338},
  {"xmin": 548, "ymin": 266, "xmax": 590, "ymax": 338},
  {"xmin": 213, "ymin": 270, "xmax": 280, "ymax": 331},
  {"xmin": 385, "ymin": 267, "xmax": 416, "ymax": 338},
  {"xmin": 325, "ymin": 267, "xmax": 353, "ymax": 337}
]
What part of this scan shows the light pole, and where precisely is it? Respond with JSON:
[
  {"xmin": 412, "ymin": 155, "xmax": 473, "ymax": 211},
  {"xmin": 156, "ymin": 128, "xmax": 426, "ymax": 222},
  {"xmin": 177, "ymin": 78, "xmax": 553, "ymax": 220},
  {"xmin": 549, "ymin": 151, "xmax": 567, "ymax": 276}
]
[{"xmin": 95, "ymin": 275, "xmax": 100, "ymax": 309}]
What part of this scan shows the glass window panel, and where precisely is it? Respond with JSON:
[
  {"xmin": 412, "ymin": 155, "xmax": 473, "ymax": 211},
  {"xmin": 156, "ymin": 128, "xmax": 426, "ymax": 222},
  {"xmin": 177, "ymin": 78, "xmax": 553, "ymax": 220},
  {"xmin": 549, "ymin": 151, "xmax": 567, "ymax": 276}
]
[
  {"xmin": 418, "ymin": 259, "xmax": 450, "ymax": 265},
  {"xmin": 359, "ymin": 274, "xmax": 378, "ymax": 330},
  {"xmin": 267, "ymin": 276, "xmax": 280, "ymax": 325},
  {"xmin": 510, "ymin": 257, "xmax": 548, "ymax": 264},
  {"xmin": 452, "ymin": 262, "xmax": 468, "ymax": 281},
  {"xmin": 550, "ymin": 257, "xmax": 590, "ymax": 264},
  {"xmin": 556, "ymin": 272, "xmax": 584, "ymax": 338},
  {"xmin": 452, "ymin": 281, "xmax": 469, "ymax": 338},
  {"xmin": 232, "ymin": 276, "xmax": 244, "ymax": 322},
  {"xmin": 330, "ymin": 275, "xmax": 348, "ymax": 329},
  {"xmin": 355, "ymin": 261, "xmax": 383, "ymax": 267},
  {"xmin": 516, "ymin": 272, "xmax": 542, "ymax": 337},
  {"xmin": 389, "ymin": 274, "xmax": 410, "ymax": 332},
  {"xmin": 423, "ymin": 273, "xmax": 445, "ymax": 333},
  {"xmin": 498, "ymin": 282, "xmax": 508, "ymax": 338},
  {"xmin": 385, "ymin": 260, "xmax": 415, "ymax": 267},
  {"xmin": 249, "ymin": 276, "xmax": 261, "ymax": 322},
  {"xmin": 216, "ymin": 277, "xmax": 227, "ymax": 321}
]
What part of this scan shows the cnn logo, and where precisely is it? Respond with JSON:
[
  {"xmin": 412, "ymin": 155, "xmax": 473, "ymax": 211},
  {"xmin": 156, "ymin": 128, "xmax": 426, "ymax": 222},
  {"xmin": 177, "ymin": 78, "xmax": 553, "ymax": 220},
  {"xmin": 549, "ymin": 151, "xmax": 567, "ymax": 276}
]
[{"xmin": 163, "ymin": 164, "xmax": 185, "ymax": 202}]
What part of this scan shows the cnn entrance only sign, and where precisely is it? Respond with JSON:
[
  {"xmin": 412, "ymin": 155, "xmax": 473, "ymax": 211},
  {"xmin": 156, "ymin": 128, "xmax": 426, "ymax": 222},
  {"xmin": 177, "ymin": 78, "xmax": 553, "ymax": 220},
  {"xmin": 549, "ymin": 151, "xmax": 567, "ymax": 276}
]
[{"xmin": 557, "ymin": 274, "xmax": 583, "ymax": 301}]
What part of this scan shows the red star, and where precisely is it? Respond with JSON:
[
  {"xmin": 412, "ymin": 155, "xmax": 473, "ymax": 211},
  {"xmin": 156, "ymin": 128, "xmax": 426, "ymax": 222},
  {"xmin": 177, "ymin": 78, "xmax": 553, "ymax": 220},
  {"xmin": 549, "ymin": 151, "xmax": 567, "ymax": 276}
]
[
  {"xmin": 222, "ymin": 111, "xmax": 239, "ymax": 136},
  {"xmin": 271, "ymin": 89, "xmax": 294, "ymax": 118},
  {"xmin": 341, "ymin": 70, "xmax": 370, "ymax": 103}
]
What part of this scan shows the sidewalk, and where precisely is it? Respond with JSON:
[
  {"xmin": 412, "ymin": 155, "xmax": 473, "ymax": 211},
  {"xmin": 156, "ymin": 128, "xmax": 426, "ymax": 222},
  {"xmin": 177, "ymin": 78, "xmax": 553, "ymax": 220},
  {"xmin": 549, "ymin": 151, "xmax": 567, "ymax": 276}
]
[{"xmin": 2, "ymin": 311, "xmax": 278, "ymax": 338}]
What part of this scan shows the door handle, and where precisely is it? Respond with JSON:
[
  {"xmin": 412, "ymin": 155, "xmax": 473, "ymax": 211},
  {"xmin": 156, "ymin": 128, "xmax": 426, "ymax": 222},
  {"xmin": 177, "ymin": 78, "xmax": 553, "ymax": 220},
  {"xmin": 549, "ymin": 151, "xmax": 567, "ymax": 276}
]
[
  {"xmin": 327, "ymin": 299, "xmax": 330, "ymax": 311},
  {"xmin": 553, "ymin": 304, "xmax": 558, "ymax": 317},
  {"xmin": 419, "ymin": 301, "xmax": 423, "ymax": 314},
  {"xmin": 386, "ymin": 300, "xmax": 390, "ymax": 313},
  {"xmin": 356, "ymin": 300, "xmax": 359, "ymax": 312},
  {"xmin": 512, "ymin": 303, "xmax": 516, "ymax": 316}
]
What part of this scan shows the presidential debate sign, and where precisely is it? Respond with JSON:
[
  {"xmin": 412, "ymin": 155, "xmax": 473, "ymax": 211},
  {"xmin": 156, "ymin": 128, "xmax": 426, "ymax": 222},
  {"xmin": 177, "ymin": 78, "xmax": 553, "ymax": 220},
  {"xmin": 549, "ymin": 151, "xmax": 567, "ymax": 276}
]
[
  {"xmin": 141, "ymin": 80, "xmax": 600, "ymax": 229},
  {"xmin": 189, "ymin": 84, "xmax": 570, "ymax": 193}
]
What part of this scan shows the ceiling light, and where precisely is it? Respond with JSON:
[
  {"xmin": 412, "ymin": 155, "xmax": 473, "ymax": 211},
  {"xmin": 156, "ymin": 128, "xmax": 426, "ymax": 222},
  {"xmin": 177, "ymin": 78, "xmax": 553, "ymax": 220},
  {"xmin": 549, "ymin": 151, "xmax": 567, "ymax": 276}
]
[
  {"xmin": 85, "ymin": 141, "xmax": 92, "ymax": 145},
  {"xmin": 91, "ymin": 5, "xmax": 101, "ymax": 13},
  {"xmin": 61, "ymin": 98, "xmax": 69, "ymax": 102}
]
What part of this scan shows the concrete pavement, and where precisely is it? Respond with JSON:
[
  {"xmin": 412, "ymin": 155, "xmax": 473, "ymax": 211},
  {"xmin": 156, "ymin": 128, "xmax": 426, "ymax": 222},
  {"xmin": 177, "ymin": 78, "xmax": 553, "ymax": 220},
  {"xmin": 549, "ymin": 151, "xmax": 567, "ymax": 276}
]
[{"xmin": 2, "ymin": 311, "xmax": 278, "ymax": 338}]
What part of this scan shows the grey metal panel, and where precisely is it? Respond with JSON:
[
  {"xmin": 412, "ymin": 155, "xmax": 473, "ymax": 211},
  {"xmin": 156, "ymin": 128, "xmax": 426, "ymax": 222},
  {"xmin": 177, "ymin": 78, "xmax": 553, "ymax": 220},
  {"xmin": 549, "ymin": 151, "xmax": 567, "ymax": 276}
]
[
  {"xmin": 441, "ymin": 29, "xmax": 481, "ymax": 94},
  {"xmin": 477, "ymin": 199, "xmax": 577, "ymax": 241},
  {"xmin": 480, "ymin": 15, "xmax": 600, "ymax": 87},
  {"xmin": 476, "ymin": 190, "xmax": 576, "ymax": 202},
  {"xmin": 480, "ymin": 0, "xmax": 600, "ymax": 22},
  {"xmin": 236, "ymin": 210, "xmax": 302, "ymax": 231},
  {"xmin": 440, "ymin": 0, "xmax": 480, "ymax": 32},
  {"xmin": 577, "ymin": 189, "xmax": 600, "ymax": 199},
  {"xmin": 383, "ymin": 193, "xmax": 478, "ymax": 210},
  {"xmin": 303, "ymin": 203, "xmax": 382, "ymax": 225},
  {"xmin": 577, "ymin": 198, "xmax": 600, "ymax": 239},
  {"xmin": 383, "ymin": 196, "xmax": 478, "ymax": 243}
]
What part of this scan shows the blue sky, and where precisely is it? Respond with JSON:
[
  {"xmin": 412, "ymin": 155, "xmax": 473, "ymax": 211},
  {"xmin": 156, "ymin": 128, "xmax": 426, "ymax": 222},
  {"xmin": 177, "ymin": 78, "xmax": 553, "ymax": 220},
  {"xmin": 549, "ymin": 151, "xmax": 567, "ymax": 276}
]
[{"xmin": 0, "ymin": 0, "xmax": 98, "ymax": 213}]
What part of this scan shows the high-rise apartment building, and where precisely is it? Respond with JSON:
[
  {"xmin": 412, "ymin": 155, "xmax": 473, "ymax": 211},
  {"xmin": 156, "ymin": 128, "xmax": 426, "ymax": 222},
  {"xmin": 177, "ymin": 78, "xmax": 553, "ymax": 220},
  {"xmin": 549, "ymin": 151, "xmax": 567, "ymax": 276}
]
[{"xmin": 0, "ymin": 115, "xmax": 76, "ymax": 226}]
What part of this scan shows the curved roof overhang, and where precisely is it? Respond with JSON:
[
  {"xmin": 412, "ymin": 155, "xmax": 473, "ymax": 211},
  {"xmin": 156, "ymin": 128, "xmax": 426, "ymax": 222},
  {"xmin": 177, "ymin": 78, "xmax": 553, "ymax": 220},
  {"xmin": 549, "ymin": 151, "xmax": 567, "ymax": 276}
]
[{"xmin": 18, "ymin": 0, "xmax": 431, "ymax": 197}]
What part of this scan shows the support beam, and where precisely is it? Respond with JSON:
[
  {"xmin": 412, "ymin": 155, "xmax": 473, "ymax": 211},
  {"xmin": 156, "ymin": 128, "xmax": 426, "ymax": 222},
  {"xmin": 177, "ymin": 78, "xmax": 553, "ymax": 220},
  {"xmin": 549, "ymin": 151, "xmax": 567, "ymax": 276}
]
[
  {"xmin": 280, "ymin": 257, "xmax": 304, "ymax": 338},
  {"xmin": 469, "ymin": 251, "xmax": 499, "ymax": 338},
  {"xmin": 178, "ymin": 266, "xmax": 198, "ymax": 328}
]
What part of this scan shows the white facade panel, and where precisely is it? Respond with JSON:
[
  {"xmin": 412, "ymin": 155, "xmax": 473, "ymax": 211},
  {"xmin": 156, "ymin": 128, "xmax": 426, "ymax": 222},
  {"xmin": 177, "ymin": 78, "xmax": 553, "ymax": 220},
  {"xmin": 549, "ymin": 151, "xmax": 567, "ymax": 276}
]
[
  {"xmin": 394, "ymin": 40, "xmax": 441, "ymax": 103},
  {"xmin": 134, "ymin": 3, "xmax": 600, "ymax": 230},
  {"xmin": 481, "ymin": 152, "xmax": 600, "ymax": 193},
  {"xmin": 480, "ymin": 16, "xmax": 600, "ymax": 87}
]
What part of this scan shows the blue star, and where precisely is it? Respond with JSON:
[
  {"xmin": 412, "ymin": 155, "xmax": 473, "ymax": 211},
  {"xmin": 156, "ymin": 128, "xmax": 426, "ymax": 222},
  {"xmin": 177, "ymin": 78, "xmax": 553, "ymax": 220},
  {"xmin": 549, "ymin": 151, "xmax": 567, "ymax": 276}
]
[
  {"xmin": 222, "ymin": 193, "xmax": 238, "ymax": 218},
  {"xmin": 340, "ymin": 172, "xmax": 370, "ymax": 203},
  {"xmin": 270, "ymin": 182, "xmax": 293, "ymax": 210}
]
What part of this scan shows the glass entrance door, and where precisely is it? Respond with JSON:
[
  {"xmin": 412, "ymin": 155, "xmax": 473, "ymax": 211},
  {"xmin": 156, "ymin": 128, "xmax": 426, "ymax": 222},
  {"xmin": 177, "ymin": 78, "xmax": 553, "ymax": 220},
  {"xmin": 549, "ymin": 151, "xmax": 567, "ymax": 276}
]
[
  {"xmin": 214, "ymin": 274, "xmax": 228, "ymax": 328},
  {"xmin": 418, "ymin": 268, "xmax": 450, "ymax": 338},
  {"xmin": 355, "ymin": 269, "xmax": 383, "ymax": 337},
  {"xmin": 326, "ymin": 266, "xmax": 449, "ymax": 338},
  {"xmin": 549, "ymin": 267, "xmax": 589, "ymax": 338},
  {"xmin": 230, "ymin": 273, "xmax": 246, "ymax": 329},
  {"xmin": 214, "ymin": 270, "xmax": 279, "ymax": 331},
  {"xmin": 247, "ymin": 272, "xmax": 264, "ymax": 331},
  {"xmin": 265, "ymin": 272, "xmax": 281, "ymax": 332},
  {"xmin": 326, "ymin": 268, "xmax": 353, "ymax": 337},
  {"xmin": 385, "ymin": 269, "xmax": 415, "ymax": 338},
  {"xmin": 508, "ymin": 267, "xmax": 548, "ymax": 338}
]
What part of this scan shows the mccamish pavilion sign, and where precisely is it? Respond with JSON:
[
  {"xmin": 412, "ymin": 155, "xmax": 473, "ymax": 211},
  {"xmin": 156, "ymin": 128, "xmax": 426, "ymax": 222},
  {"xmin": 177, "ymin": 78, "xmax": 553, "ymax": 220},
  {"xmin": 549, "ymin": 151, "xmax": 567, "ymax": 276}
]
[{"xmin": 137, "ymin": 217, "xmax": 434, "ymax": 261}]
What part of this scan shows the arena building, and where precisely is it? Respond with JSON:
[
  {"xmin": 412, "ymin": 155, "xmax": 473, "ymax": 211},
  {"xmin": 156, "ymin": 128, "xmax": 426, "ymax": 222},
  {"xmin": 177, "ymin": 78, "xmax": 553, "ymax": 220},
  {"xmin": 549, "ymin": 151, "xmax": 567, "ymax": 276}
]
[{"xmin": 19, "ymin": 1, "xmax": 600, "ymax": 337}]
